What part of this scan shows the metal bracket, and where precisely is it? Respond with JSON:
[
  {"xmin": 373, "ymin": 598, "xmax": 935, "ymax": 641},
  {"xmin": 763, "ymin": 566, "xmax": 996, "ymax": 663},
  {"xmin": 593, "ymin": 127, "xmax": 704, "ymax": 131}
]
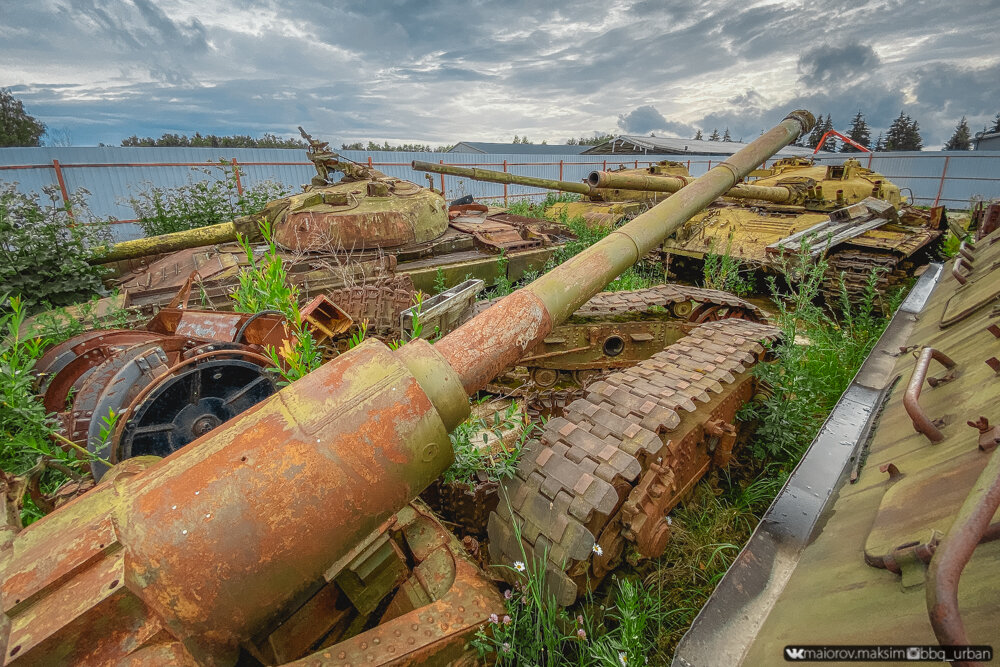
[{"xmin": 903, "ymin": 347, "xmax": 957, "ymax": 443}]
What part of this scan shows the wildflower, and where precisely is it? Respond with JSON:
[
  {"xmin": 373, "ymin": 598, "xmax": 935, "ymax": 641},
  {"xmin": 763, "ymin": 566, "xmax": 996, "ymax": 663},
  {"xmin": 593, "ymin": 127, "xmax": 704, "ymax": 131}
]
[
  {"xmin": 593, "ymin": 543, "xmax": 604, "ymax": 556},
  {"xmin": 503, "ymin": 615, "xmax": 511, "ymax": 625},
  {"xmin": 666, "ymin": 516, "xmax": 672, "ymax": 525},
  {"xmin": 502, "ymin": 642, "xmax": 511, "ymax": 653},
  {"xmin": 513, "ymin": 560, "xmax": 526, "ymax": 572},
  {"xmin": 577, "ymin": 628, "xmax": 587, "ymax": 639},
  {"xmin": 619, "ymin": 651, "xmax": 628, "ymax": 666},
  {"xmin": 489, "ymin": 613, "xmax": 499, "ymax": 624},
  {"xmin": 504, "ymin": 589, "xmax": 513, "ymax": 600},
  {"xmin": 577, "ymin": 614, "xmax": 584, "ymax": 625}
]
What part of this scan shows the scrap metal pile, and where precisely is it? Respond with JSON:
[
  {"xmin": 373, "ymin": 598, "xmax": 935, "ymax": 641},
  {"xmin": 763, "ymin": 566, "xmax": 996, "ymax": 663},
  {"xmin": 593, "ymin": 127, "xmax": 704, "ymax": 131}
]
[{"xmin": 0, "ymin": 111, "xmax": 817, "ymax": 665}]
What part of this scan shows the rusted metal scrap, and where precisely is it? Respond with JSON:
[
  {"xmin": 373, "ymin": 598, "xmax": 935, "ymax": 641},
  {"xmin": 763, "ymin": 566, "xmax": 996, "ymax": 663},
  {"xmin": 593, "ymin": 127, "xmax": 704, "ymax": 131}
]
[{"xmin": 0, "ymin": 110, "xmax": 813, "ymax": 665}]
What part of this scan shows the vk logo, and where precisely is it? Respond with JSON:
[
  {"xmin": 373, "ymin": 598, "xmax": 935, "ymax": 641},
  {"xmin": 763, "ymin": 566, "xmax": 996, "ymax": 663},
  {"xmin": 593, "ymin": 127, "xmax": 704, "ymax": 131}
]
[{"xmin": 785, "ymin": 647, "xmax": 807, "ymax": 660}]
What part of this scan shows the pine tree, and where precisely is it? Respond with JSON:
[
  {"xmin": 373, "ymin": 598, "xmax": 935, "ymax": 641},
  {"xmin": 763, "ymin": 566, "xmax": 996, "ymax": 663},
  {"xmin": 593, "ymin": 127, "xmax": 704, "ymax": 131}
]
[
  {"xmin": 884, "ymin": 112, "xmax": 911, "ymax": 151},
  {"xmin": 512, "ymin": 135, "xmax": 520, "ymax": 144},
  {"xmin": 708, "ymin": 128, "xmax": 720, "ymax": 141},
  {"xmin": 873, "ymin": 133, "xmax": 885, "ymax": 152},
  {"xmin": 722, "ymin": 128, "xmax": 731, "ymax": 142},
  {"xmin": 944, "ymin": 116, "xmax": 972, "ymax": 150},
  {"xmin": 841, "ymin": 111, "xmax": 871, "ymax": 152},
  {"xmin": 904, "ymin": 115, "xmax": 923, "ymax": 150},
  {"xmin": 806, "ymin": 114, "xmax": 826, "ymax": 148},
  {"xmin": 693, "ymin": 129, "xmax": 703, "ymax": 140},
  {"xmin": 992, "ymin": 113, "xmax": 1000, "ymax": 133},
  {"xmin": 817, "ymin": 115, "xmax": 837, "ymax": 151}
]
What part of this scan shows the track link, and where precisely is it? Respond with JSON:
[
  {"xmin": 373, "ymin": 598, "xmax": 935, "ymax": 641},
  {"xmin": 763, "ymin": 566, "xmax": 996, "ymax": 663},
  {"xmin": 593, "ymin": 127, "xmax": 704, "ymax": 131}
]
[
  {"xmin": 487, "ymin": 318, "xmax": 780, "ymax": 605},
  {"xmin": 823, "ymin": 249, "xmax": 910, "ymax": 304}
]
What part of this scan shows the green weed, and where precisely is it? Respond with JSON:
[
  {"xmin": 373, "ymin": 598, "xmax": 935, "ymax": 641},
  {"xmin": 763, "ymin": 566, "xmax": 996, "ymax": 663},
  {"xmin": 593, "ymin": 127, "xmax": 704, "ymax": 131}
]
[
  {"xmin": 703, "ymin": 235, "xmax": 754, "ymax": 297},
  {"xmin": 444, "ymin": 402, "xmax": 535, "ymax": 485},
  {"xmin": 0, "ymin": 296, "xmax": 107, "ymax": 526},
  {"xmin": 231, "ymin": 219, "xmax": 322, "ymax": 384}
]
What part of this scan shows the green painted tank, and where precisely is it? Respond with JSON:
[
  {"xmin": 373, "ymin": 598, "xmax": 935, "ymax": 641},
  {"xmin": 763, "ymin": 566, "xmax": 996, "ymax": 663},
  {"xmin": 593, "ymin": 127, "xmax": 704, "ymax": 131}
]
[{"xmin": 95, "ymin": 131, "xmax": 571, "ymax": 313}]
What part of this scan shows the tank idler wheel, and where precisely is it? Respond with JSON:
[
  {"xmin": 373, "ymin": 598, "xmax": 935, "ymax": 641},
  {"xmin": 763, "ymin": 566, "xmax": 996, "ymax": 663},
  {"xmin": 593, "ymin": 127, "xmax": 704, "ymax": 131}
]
[{"xmin": 530, "ymin": 367, "xmax": 560, "ymax": 388}]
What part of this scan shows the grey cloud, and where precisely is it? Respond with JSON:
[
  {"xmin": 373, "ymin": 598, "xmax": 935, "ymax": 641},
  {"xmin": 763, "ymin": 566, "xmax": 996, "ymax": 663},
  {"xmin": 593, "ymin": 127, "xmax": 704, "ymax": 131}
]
[
  {"xmin": 2, "ymin": 0, "xmax": 996, "ymax": 149},
  {"xmin": 618, "ymin": 106, "xmax": 667, "ymax": 133},
  {"xmin": 798, "ymin": 42, "xmax": 881, "ymax": 88}
]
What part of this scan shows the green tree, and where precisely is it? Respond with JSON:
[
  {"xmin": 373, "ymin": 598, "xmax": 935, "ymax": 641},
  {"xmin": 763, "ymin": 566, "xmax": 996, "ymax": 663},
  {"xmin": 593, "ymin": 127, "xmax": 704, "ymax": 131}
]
[
  {"xmin": 0, "ymin": 89, "xmax": 46, "ymax": 147},
  {"xmin": 944, "ymin": 116, "xmax": 972, "ymax": 150},
  {"xmin": 873, "ymin": 132, "xmax": 885, "ymax": 152},
  {"xmin": 121, "ymin": 132, "xmax": 307, "ymax": 149},
  {"xmin": 708, "ymin": 128, "xmax": 720, "ymax": 141},
  {"xmin": 693, "ymin": 129, "xmax": 703, "ymax": 140},
  {"xmin": 722, "ymin": 128, "xmax": 732, "ymax": 142},
  {"xmin": 992, "ymin": 112, "xmax": 1000, "ymax": 133},
  {"xmin": 841, "ymin": 111, "xmax": 871, "ymax": 152},
  {"xmin": 884, "ymin": 111, "xmax": 923, "ymax": 151}
]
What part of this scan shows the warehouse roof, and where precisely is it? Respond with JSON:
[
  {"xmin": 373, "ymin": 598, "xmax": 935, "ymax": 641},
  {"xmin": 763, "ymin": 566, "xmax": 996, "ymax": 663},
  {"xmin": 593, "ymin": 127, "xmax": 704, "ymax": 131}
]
[{"xmin": 582, "ymin": 134, "xmax": 823, "ymax": 156}]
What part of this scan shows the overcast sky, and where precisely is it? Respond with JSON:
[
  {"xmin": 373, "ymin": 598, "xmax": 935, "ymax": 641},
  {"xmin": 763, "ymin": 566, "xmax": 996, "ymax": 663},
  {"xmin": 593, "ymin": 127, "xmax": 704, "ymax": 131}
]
[{"xmin": 3, "ymin": 0, "xmax": 998, "ymax": 149}]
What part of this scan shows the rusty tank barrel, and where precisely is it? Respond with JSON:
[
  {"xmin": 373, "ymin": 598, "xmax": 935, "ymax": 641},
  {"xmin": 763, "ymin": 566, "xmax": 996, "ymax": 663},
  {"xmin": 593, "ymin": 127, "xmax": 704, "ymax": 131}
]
[
  {"xmin": 435, "ymin": 110, "xmax": 815, "ymax": 394},
  {"xmin": 90, "ymin": 221, "xmax": 239, "ymax": 264},
  {"xmin": 0, "ymin": 111, "xmax": 813, "ymax": 665},
  {"xmin": 411, "ymin": 160, "xmax": 595, "ymax": 196},
  {"xmin": 587, "ymin": 169, "xmax": 797, "ymax": 204}
]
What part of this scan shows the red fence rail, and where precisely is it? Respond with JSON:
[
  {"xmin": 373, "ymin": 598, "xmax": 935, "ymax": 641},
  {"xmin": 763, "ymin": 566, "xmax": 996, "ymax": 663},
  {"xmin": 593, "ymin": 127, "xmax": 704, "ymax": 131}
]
[{"xmin": 2, "ymin": 153, "xmax": 998, "ymax": 225}]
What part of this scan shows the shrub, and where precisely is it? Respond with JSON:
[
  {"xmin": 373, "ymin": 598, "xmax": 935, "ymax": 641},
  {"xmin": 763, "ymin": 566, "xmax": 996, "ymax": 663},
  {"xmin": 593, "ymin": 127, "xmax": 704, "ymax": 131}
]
[
  {"xmin": 0, "ymin": 183, "xmax": 111, "ymax": 312},
  {"xmin": 126, "ymin": 160, "xmax": 288, "ymax": 236}
]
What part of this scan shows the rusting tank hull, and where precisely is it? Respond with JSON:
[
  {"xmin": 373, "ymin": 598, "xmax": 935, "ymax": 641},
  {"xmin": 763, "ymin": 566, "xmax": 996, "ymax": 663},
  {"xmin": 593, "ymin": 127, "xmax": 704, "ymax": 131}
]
[{"xmin": 674, "ymin": 227, "xmax": 1000, "ymax": 666}]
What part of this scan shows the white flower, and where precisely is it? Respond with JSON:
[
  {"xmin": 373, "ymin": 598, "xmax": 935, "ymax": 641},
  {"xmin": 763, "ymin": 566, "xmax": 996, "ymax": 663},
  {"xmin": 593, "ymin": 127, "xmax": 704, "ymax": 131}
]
[
  {"xmin": 666, "ymin": 516, "xmax": 673, "ymax": 526},
  {"xmin": 502, "ymin": 642, "xmax": 511, "ymax": 653},
  {"xmin": 513, "ymin": 560, "xmax": 526, "ymax": 572},
  {"xmin": 593, "ymin": 543, "xmax": 604, "ymax": 556},
  {"xmin": 619, "ymin": 651, "xmax": 628, "ymax": 666}
]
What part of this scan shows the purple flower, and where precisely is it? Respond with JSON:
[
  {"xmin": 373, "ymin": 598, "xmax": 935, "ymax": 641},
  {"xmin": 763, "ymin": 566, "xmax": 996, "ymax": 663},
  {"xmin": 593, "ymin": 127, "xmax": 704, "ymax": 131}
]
[
  {"xmin": 503, "ymin": 615, "xmax": 511, "ymax": 625},
  {"xmin": 577, "ymin": 629, "xmax": 587, "ymax": 639},
  {"xmin": 504, "ymin": 589, "xmax": 513, "ymax": 600},
  {"xmin": 502, "ymin": 642, "xmax": 511, "ymax": 653},
  {"xmin": 489, "ymin": 613, "xmax": 499, "ymax": 624}
]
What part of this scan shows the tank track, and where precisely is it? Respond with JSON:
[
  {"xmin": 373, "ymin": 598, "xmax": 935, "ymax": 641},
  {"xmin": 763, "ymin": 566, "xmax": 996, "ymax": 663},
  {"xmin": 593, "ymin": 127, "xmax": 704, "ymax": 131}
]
[
  {"xmin": 823, "ymin": 249, "xmax": 911, "ymax": 305},
  {"xmin": 474, "ymin": 283, "xmax": 761, "ymax": 321},
  {"xmin": 487, "ymin": 318, "xmax": 781, "ymax": 605},
  {"xmin": 570, "ymin": 284, "xmax": 760, "ymax": 321}
]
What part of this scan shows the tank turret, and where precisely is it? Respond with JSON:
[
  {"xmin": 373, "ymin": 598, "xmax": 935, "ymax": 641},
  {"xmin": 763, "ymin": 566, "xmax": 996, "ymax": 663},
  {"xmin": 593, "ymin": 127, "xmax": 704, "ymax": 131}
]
[
  {"xmin": 83, "ymin": 131, "xmax": 573, "ymax": 313},
  {"xmin": 0, "ymin": 110, "xmax": 814, "ymax": 665}
]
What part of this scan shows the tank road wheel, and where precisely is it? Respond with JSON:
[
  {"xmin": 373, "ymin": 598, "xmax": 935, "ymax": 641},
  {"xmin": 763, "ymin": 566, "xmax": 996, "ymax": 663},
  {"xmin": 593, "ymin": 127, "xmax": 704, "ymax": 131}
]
[
  {"xmin": 671, "ymin": 300, "xmax": 693, "ymax": 319},
  {"xmin": 530, "ymin": 367, "xmax": 560, "ymax": 388},
  {"xmin": 487, "ymin": 319, "xmax": 781, "ymax": 606}
]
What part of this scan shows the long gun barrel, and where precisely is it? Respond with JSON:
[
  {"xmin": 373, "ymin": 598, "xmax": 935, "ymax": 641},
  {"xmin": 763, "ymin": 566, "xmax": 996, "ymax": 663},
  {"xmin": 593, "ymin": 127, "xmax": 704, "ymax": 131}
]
[
  {"xmin": 90, "ymin": 220, "xmax": 243, "ymax": 264},
  {"xmin": 586, "ymin": 169, "xmax": 798, "ymax": 204},
  {"xmin": 1, "ymin": 111, "xmax": 813, "ymax": 665},
  {"xmin": 411, "ymin": 160, "xmax": 595, "ymax": 196}
]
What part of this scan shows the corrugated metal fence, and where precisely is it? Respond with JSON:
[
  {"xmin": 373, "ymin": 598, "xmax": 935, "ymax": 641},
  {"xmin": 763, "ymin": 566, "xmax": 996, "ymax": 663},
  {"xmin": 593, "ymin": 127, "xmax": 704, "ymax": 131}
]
[{"xmin": 1, "ymin": 146, "xmax": 998, "ymax": 242}]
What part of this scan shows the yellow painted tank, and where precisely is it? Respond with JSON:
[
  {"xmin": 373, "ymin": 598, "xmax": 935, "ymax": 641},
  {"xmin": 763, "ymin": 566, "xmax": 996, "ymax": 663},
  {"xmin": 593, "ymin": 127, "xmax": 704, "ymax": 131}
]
[
  {"xmin": 655, "ymin": 157, "xmax": 944, "ymax": 299},
  {"xmin": 546, "ymin": 160, "xmax": 692, "ymax": 227}
]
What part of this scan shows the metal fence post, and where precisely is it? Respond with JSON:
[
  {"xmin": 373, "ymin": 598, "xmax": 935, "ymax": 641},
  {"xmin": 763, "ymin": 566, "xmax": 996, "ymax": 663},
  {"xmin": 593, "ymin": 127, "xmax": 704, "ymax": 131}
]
[
  {"xmin": 559, "ymin": 159, "xmax": 563, "ymax": 181},
  {"xmin": 933, "ymin": 156, "xmax": 951, "ymax": 207},
  {"xmin": 439, "ymin": 159, "xmax": 446, "ymax": 199},
  {"xmin": 503, "ymin": 159, "xmax": 508, "ymax": 207},
  {"xmin": 51, "ymin": 159, "xmax": 74, "ymax": 219},
  {"xmin": 231, "ymin": 158, "xmax": 244, "ymax": 196}
]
